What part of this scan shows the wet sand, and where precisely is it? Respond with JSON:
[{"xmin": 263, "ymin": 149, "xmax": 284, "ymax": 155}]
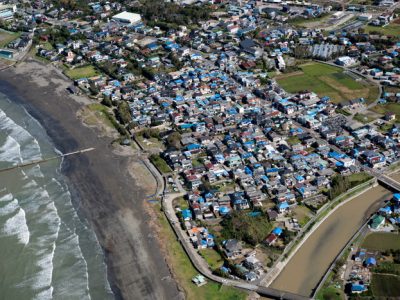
[
  {"xmin": 0, "ymin": 60, "xmax": 182, "ymax": 300},
  {"xmin": 271, "ymin": 185, "xmax": 390, "ymax": 297}
]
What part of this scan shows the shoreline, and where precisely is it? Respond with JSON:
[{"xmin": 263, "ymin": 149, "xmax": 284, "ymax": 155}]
[{"xmin": 0, "ymin": 58, "xmax": 182, "ymax": 300}]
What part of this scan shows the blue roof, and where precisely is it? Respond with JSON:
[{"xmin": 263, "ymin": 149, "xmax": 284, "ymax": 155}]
[
  {"xmin": 182, "ymin": 209, "xmax": 192, "ymax": 219},
  {"xmin": 379, "ymin": 206, "xmax": 391, "ymax": 213},
  {"xmin": 272, "ymin": 227, "xmax": 283, "ymax": 236},
  {"xmin": 219, "ymin": 206, "xmax": 230, "ymax": 214},
  {"xmin": 351, "ymin": 284, "xmax": 366, "ymax": 292},
  {"xmin": 365, "ymin": 257, "xmax": 376, "ymax": 265},
  {"xmin": 277, "ymin": 202, "xmax": 289, "ymax": 209}
]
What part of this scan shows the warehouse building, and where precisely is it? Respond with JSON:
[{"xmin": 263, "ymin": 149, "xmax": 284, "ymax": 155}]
[{"xmin": 112, "ymin": 11, "xmax": 141, "ymax": 25}]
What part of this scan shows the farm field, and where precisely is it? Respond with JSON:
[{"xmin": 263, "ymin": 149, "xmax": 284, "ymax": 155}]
[
  {"xmin": 370, "ymin": 274, "xmax": 400, "ymax": 298},
  {"xmin": 65, "ymin": 65, "xmax": 100, "ymax": 80},
  {"xmin": 361, "ymin": 232, "xmax": 400, "ymax": 251},
  {"xmin": 276, "ymin": 62, "xmax": 379, "ymax": 104}
]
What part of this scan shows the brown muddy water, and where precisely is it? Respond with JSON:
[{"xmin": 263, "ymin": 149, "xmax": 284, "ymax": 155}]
[{"xmin": 270, "ymin": 185, "xmax": 390, "ymax": 297}]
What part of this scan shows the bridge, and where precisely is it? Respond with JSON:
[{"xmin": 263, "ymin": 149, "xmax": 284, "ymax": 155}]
[
  {"xmin": 361, "ymin": 165, "xmax": 400, "ymax": 192},
  {"xmin": 0, "ymin": 148, "xmax": 95, "ymax": 173},
  {"xmin": 376, "ymin": 175, "xmax": 400, "ymax": 192}
]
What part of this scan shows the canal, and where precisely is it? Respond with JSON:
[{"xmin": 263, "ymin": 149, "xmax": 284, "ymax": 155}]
[{"xmin": 270, "ymin": 185, "xmax": 390, "ymax": 297}]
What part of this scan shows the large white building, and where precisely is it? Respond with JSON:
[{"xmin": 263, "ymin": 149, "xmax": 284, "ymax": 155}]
[{"xmin": 112, "ymin": 11, "xmax": 141, "ymax": 25}]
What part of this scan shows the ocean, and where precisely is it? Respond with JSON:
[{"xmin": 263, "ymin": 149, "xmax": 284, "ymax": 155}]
[{"xmin": 0, "ymin": 92, "xmax": 114, "ymax": 300}]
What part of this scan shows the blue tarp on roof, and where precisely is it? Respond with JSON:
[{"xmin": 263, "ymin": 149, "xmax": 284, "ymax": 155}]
[
  {"xmin": 272, "ymin": 227, "xmax": 283, "ymax": 236},
  {"xmin": 365, "ymin": 257, "xmax": 376, "ymax": 266}
]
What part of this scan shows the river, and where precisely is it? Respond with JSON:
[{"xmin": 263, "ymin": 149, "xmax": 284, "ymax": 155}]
[{"xmin": 270, "ymin": 185, "xmax": 390, "ymax": 297}]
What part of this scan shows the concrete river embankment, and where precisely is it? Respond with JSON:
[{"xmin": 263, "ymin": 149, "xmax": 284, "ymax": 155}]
[{"xmin": 270, "ymin": 185, "xmax": 390, "ymax": 297}]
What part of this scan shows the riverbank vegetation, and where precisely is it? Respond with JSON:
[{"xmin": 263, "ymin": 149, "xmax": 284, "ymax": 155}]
[{"xmin": 328, "ymin": 173, "xmax": 373, "ymax": 200}]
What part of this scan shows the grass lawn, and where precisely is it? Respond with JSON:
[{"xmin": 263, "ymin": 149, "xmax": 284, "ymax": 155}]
[
  {"xmin": 149, "ymin": 154, "xmax": 172, "ymax": 174},
  {"xmin": 87, "ymin": 103, "xmax": 117, "ymax": 128},
  {"xmin": 292, "ymin": 205, "xmax": 313, "ymax": 227},
  {"xmin": 371, "ymin": 274, "xmax": 400, "ymax": 298},
  {"xmin": 353, "ymin": 113, "xmax": 376, "ymax": 124},
  {"xmin": 199, "ymin": 249, "xmax": 224, "ymax": 270},
  {"xmin": 364, "ymin": 23, "xmax": 400, "ymax": 37},
  {"xmin": 347, "ymin": 172, "xmax": 373, "ymax": 186},
  {"xmin": 379, "ymin": 121, "xmax": 395, "ymax": 133},
  {"xmin": 155, "ymin": 206, "xmax": 247, "ymax": 300},
  {"xmin": 192, "ymin": 158, "xmax": 204, "ymax": 168},
  {"xmin": 371, "ymin": 103, "xmax": 400, "ymax": 119},
  {"xmin": 137, "ymin": 135, "xmax": 164, "ymax": 150},
  {"xmin": 288, "ymin": 13, "xmax": 331, "ymax": 28},
  {"xmin": 173, "ymin": 196, "xmax": 189, "ymax": 210},
  {"xmin": 37, "ymin": 41, "xmax": 53, "ymax": 50},
  {"xmin": 0, "ymin": 31, "xmax": 21, "ymax": 48},
  {"xmin": 286, "ymin": 136, "xmax": 301, "ymax": 145},
  {"xmin": 212, "ymin": 181, "xmax": 236, "ymax": 193},
  {"xmin": 65, "ymin": 65, "xmax": 100, "ymax": 80},
  {"xmin": 361, "ymin": 233, "xmax": 400, "ymax": 251},
  {"xmin": 316, "ymin": 285, "xmax": 345, "ymax": 300},
  {"xmin": 276, "ymin": 62, "xmax": 378, "ymax": 104}
]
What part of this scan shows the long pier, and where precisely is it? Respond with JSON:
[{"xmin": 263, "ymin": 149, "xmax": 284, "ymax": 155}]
[{"xmin": 0, "ymin": 147, "xmax": 95, "ymax": 173}]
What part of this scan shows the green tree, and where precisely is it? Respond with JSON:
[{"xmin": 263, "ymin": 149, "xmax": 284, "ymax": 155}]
[
  {"xmin": 221, "ymin": 211, "xmax": 272, "ymax": 246},
  {"xmin": 115, "ymin": 101, "xmax": 132, "ymax": 125},
  {"xmin": 166, "ymin": 131, "xmax": 182, "ymax": 149}
]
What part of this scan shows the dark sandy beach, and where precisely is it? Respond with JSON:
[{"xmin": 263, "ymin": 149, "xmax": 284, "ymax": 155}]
[{"xmin": 0, "ymin": 59, "xmax": 182, "ymax": 300}]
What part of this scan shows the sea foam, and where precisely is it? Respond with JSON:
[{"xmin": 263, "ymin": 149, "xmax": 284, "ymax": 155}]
[{"xmin": 2, "ymin": 208, "xmax": 30, "ymax": 245}]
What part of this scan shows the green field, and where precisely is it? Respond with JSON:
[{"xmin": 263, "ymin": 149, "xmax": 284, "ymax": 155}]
[
  {"xmin": 371, "ymin": 274, "xmax": 400, "ymax": 297},
  {"xmin": 65, "ymin": 65, "xmax": 100, "ymax": 80},
  {"xmin": 149, "ymin": 154, "xmax": 172, "ymax": 174},
  {"xmin": 276, "ymin": 62, "xmax": 379, "ymax": 104},
  {"xmin": 155, "ymin": 206, "xmax": 247, "ymax": 300},
  {"xmin": 353, "ymin": 113, "xmax": 376, "ymax": 124},
  {"xmin": 364, "ymin": 23, "xmax": 400, "ymax": 37},
  {"xmin": 371, "ymin": 103, "xmax": 400, "ymax": 119},
  {"xmin": 0, "ymin": 30, "xmax": 21, "ymax": 48},
  {"xmin": 293, "ymin": 205, "xmax": 313, "ymax": 227},
  {"xmin": 361, "ymin": 233, "xmax": 400, "ymax": 251},
  {"xmin": 316, "ymin": 285, "xmax": 345, "ymax": 300},
  {"xmin": 347, "ymin": 172, "xmax": 373, "ymax": 186},
  {"xmin": 199, "ymin": 249, "xmax": 224, "ymax": 270}
]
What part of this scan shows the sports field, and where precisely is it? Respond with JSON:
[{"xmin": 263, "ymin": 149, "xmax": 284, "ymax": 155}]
[{"xmin": 276, "ymin": 62, "xmax": 379, "ymax": 104}]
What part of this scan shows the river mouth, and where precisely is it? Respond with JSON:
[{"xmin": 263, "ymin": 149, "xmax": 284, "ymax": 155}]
[{"xmin": 270, "ymin": 185, "xmax": 390, "ymax": 297}]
